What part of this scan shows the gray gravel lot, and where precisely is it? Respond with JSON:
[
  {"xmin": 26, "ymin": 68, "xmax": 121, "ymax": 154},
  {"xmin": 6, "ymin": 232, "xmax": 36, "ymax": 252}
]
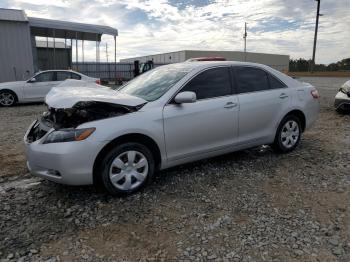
[{"xmin": 0, "ymin": 77, "xmax": 349, "ymax": 261}]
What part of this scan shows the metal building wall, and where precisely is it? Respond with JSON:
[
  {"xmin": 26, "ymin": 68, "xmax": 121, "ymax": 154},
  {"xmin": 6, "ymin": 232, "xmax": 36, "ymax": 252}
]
[
  {"xmin": 71, "ymin": 62, "xmax": 167, "ymax": 81},
  {"xmin": 184, "ymin": 50, "xmax": 289, "ymax": 71},
  {"xmin": 0, "ymin": 21, "xmax": 34, "ymax": 82},
  {"xmin": 121, "ymin": 50, "xmax": 289, "ymax": 71},
  {"xmin": 120, "ymin": 51, "xmax": 186, "ymax": 64},
  {"xmin": 36, "ymin": 48, "xmax": 72, "ymax": 70}
]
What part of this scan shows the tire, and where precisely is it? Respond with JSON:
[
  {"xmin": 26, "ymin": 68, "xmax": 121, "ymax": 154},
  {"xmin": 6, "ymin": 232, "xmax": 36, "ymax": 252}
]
[
  {"xmin": 272, "ymin": 115, "xmax": 302, "ymax": 153},
  {"xmin": 99, "ymin": 142, "xmax": 155, "ymax": 195},
  {"xmin": 0, "ymin": 90, "xmax": 17, "ymax": 107}
]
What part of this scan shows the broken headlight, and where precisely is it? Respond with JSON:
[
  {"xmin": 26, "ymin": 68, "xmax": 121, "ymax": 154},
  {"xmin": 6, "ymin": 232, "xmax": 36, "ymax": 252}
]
[{"xmin": 44, "ymin": 128, "xmax": 96, "ymax": 144}]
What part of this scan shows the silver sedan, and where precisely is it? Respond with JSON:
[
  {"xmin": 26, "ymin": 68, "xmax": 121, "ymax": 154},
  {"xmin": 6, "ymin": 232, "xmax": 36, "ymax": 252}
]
[{"xmin": 24, "ymin": 61, "xmax": 320, "ymax": 195}]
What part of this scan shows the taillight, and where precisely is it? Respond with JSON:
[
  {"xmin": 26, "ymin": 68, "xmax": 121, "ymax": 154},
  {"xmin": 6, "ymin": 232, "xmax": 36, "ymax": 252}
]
[
  {"xmin": 95, "ymin": 79, "xmax": 101, "ymax": 85},
  {"xmin": 311, "ymin": 89, "xmax": 320, "ymax": 99}
]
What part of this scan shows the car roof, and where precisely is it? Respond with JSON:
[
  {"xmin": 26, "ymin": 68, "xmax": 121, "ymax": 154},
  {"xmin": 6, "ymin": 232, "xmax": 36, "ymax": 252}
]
[
  {"xmin": 35, "ymin": 69, "xmax": 82, "ymax": 75},
  {"xmin": 185, "ymin": 60, "xmax": 267, "ymax": 67},
  {"xmin": 163, "ymin": 61, "xmax": 273, "ymax": 71}
]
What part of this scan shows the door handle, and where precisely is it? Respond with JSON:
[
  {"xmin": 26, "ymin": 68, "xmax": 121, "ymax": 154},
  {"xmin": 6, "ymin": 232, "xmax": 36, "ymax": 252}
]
[
  {"xmin": 224, "ymin": 102, "xmax": 238, "ymax": 108},
  {"xmin": 279, "ymin": 93, "xmax": 288, "ymax": 99}
]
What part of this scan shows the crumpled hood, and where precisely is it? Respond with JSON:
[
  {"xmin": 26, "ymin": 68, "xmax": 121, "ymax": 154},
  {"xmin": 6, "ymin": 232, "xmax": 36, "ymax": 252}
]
[
  {"xmin": 0, "ymin": 81, "xmax": 26, "ymax": 89},
  {"xmin": 45, "ymin": 81, "xmax": 147, "ymax": 108}
]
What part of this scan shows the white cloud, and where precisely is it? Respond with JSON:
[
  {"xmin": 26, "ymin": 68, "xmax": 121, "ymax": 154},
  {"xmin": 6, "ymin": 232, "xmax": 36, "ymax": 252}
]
[{"xmin": 2, "ymin": 0, "xmax": 349, "ymax": 64}]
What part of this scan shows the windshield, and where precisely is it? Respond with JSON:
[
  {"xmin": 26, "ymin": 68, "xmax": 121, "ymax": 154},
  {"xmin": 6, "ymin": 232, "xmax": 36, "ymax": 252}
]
[{"xmin": 120, "ymin": 65, "xmax": 191, "ymax": 101}]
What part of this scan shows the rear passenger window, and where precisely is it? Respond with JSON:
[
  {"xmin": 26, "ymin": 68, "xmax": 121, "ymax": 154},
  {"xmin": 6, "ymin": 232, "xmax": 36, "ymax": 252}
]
[
  {"xmin": 71, "ymin": 73, "xmax": 81, "ymax": 80},
  {"xmin": 182, "ymin": 67, "xmax": 231, "ymax": 100},
  {"xmin": 269, "ymin": 74, "xmax": 286, "ymax": 89},
  {"xmin": 56, "ymin": 72, "xmax": 72, "ymax": 81},
  {"xmin": 235, "ymin": 67, "xmax": 269, "ymax": 93}
]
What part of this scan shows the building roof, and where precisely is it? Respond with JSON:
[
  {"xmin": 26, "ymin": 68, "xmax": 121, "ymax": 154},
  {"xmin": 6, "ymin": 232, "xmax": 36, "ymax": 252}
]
[
  {"xmin": 28, "ymin": 17, "xmax": 118, "ymax": 41},
  {"xmin": 0, "ymin": 8, "xmax": 118, "ymax": 41},
  {"xmin": 0, "ymin": 8, "xmax": 28, "ymax": 22}
]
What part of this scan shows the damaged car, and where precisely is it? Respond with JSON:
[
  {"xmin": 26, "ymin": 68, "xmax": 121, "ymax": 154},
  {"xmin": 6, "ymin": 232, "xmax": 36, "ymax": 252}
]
[
  {"xmin": 24, "ymin": 62, "xmax": 320, "ymax": 195},
  {"xmin": 334, "ymin": 80, "xmax": 350, "ymax": 113}
]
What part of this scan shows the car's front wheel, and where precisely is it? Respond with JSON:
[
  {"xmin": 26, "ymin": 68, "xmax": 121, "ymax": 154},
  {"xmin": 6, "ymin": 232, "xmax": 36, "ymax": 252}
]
[
  {"xmin": 100, "ymin": 142, "xmax": 155, "ymax": 195},
  {"xmin": 273, "ymin": 115, "xmax": 301, "ymax": 153},
  {"xmin": 0, "ymin": 90, "xmax": 16, "ymax": 106}
]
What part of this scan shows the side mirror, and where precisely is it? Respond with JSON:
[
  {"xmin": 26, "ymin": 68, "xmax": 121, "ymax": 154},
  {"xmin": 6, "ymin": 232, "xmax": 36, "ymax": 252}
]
[
  {"xmin": 28, "ymin": 77, "xmax": 36, "ymax": 83},
  {"xmin": 174, "ymin": 91, "xmax": 197, "ymax": 104}
]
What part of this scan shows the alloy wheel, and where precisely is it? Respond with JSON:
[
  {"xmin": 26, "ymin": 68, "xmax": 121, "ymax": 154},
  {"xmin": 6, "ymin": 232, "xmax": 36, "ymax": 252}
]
[{"xmin": 0, "ymin": 92, "xmax": 15, "ymax": 106}]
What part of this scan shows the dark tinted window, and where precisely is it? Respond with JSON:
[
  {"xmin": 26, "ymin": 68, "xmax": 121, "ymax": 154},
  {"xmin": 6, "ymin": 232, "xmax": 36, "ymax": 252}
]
[
  {"xmin": 182, "ymin": 67, "xmax": 231, "ymax": 99},
  {"xmin": 269, "ymin": 74, "xmax": 286, "ymax": 89},
  {"xmin": 35, "ymin": 72, "xmax": 54, "ymax": 82},
  {"xmin": 70, "ymin": 73, "xmax": 81, "ymax": 80},
  {"xmin": 235, "ymin": 67, "xmax": 269, "ymax": 93},
  {"xmin": 56, "ymin": 71, "xmax": 72, "ymax": 81}
]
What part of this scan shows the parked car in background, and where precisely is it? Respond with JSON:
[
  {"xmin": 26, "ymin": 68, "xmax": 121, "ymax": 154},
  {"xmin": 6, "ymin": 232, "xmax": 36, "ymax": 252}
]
[
  {"xmin": 334, "ymin": 80, "xmax": 350, "ymax": 112},
  {"xmin": 0, "ymin": 70, "xmax": 100, "ymax": 106},
  {"xmin": 24, "ymin": 61, "xmax": 319, "ymax": 195}
]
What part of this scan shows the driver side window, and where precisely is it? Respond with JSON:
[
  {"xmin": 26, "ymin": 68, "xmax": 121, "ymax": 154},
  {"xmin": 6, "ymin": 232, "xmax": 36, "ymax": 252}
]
[
  {"xmin": 35, "ymin": 72, "xmax": 54, "ymax": 82},
  {"xmin": 181, "ymin": 67, "xmax": 231, "ymax": 100}
]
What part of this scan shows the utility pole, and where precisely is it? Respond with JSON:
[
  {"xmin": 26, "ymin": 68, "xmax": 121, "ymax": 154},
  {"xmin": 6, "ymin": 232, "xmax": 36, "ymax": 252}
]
[
  {"xmin": 243, "ymin": 22, "xmax": 247, "ymax": 61},
  {"xmin": 105, "ymin": 43, "xmax": 109, "ymax": 63},
  {"xmin": 106, "ymin": 43, "xmax": 110, "ymax": 80},
  {"xmin": 311, "ymin": 0, "xmax": 321, "ymax": 73}
]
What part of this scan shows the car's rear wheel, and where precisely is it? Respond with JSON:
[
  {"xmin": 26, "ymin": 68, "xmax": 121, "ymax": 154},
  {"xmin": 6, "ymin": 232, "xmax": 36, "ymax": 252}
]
[
  {"xmin": 100, "ymin": 142, "xmax": 155, "ymax": 195},
  {"xmin": 0, "ymin": 90, "xmax": 16, "ymax": 107},
  {"xmin": 272, "ymin": 115, "xmax": 301, "ymax": 153}
]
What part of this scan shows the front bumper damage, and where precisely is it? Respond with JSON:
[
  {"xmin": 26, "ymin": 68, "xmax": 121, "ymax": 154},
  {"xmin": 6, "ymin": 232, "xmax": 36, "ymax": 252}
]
[
  {"xmin": 24, "ymin": 120, "xmax": 104, "ymax": 186},
  {"xmin": 24, "ymin": 83, "xmax": 148, "ymax": 185}
]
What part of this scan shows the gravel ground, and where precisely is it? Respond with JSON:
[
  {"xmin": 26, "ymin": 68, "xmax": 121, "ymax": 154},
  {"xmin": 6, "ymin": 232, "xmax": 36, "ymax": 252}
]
[{"xmin": 0, "ymin": 77, "xmax": 349, "ymax": 262}]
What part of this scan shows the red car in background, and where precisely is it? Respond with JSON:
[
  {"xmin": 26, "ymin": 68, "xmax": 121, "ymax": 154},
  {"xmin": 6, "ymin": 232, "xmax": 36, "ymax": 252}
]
[{"xmin": 186, "ymin": 57, "xmax": 226, "ymax": 62}]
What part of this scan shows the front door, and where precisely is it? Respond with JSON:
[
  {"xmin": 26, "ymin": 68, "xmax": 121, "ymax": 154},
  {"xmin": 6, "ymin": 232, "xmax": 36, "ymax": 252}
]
[
  {"xmin": 24, "ymin": 71, "xmax": 56, "ymax": 101},
  {"xmin": 163, "ymin": 67, "xmax": 239, "ymax": 162}
]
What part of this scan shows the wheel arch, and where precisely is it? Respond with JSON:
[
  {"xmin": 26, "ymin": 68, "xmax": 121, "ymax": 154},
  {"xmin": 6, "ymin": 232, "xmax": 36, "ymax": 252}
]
[
  {"xmin": 283, "ymin": 109, "xmax": 306, "ymax": 132},
  {"xmin": 93, "ymin": 133, "xmax": 162, "ymax": 185}
]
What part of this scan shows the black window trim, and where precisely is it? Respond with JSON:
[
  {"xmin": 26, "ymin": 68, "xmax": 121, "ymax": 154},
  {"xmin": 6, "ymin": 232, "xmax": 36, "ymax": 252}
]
[
  {"xmin": 55, "ymin": 70, "xmax": 75, "ymax": 81},
  {"xmin": 70, "ymin": 72, "xmax": 82, "ymax": 80},
  {"xmin": 231, "ymin": 65, "xmax": 287, "ymax": 95},
  {"xmin": 167, "ymin": 65, "xmax": 235, "ymax": 105},
  {"xmin": 267, "ymin": 72, "xmax": 287, "ymax": 90},
  {"xmin": 34, "ymin": 71, "xmax": 55, "ymax": 82}
]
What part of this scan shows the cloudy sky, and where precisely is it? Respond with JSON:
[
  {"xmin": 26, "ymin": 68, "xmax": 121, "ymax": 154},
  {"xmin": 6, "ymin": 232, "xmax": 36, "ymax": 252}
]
[{"xmin": 1, "ymin": 0, "xmax": 349, "ymax": 64}]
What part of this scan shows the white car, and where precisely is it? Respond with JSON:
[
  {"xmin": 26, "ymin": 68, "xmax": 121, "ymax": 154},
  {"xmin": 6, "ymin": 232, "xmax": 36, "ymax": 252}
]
[
  {"xmin": 0, "ymin": 70, "xmax": 100, "ymax": 106},
  {"xmin": 25, "ymin": 61, "xmax": 320, "ymax": 195},
  {"xmin": 334, "ymin": 80, "xmax": 350, "ymax": 112}
]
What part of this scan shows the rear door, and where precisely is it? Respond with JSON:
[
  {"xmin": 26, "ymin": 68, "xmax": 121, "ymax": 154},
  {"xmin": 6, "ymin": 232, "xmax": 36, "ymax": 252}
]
[
  {"xmin": 23, "ymin": 71, "xmax": 55, "ymax": 101},
  {"xmin": 233, "ymin": 66, "xmax": 291, "ymax": 144},
  {"xmin": 163, "ymin": 67, "xmax": 239, "ymax": 161}
]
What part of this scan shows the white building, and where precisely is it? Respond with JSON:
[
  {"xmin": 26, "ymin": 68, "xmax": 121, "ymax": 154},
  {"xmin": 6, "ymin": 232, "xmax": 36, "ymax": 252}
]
[{"xmin": 121, "ymin": 50, "xmax": 290, "ymax": 71}]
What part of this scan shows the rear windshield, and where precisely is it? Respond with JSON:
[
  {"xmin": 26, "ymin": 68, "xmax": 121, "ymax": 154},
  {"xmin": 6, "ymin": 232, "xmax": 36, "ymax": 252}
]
[{"xmin": 120, "ymin": 65, "xmax": 191, "ymax": 101}]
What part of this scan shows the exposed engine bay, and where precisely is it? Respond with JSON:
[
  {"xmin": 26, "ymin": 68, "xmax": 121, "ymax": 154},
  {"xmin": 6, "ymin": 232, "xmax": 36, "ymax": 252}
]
[
  {"xmin": 44, "ymin": 101, "xmax": 143, "ymax": 129},
  {"xmin": 26, "ymin": 101, "xmax": 144, "ymax": 142}
]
